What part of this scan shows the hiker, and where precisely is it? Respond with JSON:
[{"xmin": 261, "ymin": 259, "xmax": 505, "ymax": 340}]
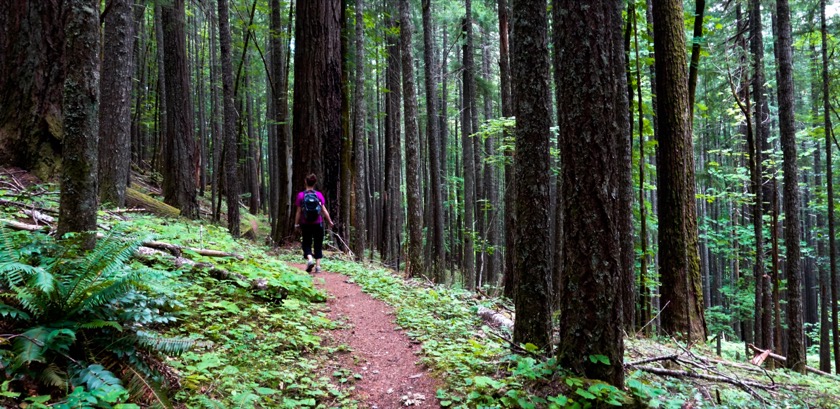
[{"xmin": 294, "ymin": 173, "xmax": 334, "ymax": 273}]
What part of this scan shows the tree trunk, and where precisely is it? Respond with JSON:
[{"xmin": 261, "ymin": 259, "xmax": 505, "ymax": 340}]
[
  {"xmin": 775, "ymin": 0, "xmax": 805, "ymax": 374},
  {"xmin": 461, "ymin": 0, "xmax": 477, "ymax": 289},
  {"xmin": 161, "ymin": 0, "xmax": 198, "ymax": 219},
  {"xmin": 554, "ymin": 0, "xmax": 626, "ymax": 387},
  {"xmin": 399, "ymin": 0, "xmax": 424, "ymax": 278},
  {"xmin": 99, "ymin": 0, "xmax": 134, "ymax": 208},
  {"xmin": 270, "ymin": 0, "xmax": 294, "ymax": 244},
  {"xmin": 383, "ymin": 14, "xmax": 402, "ymax": 267},
  {"xmin": 218, "ymin": 0, "xmax": 240, "ymax": 235},
  {"xmin": 652, "ymin": 0, "xmax": 707, "ymax": 342},
  {"xmin": 511, "ymin": 0, "xmax": 552, "ymax": 351},
  {"xmin": 0, "ymin": 2, "xmax": 64, "ymax": 180},
  {"xmin": 822, "ymin": 0, "xmax": 840, "ymax": 375},
  {"xmin": 353, "ymin": 0, "xmax": 368, "ymax": 261},
  {"xmin": 500, "ymin": 0, "xmax": 516, "ymax": 298},
  {"xmin": 422, "ymin": 0, "xmax": 445, "ymax": 282},
  {"xmin": 292, "ymin": 0, "xmax": 342, "ymax": 231},
  {"xmin": 340, "ymin": 0, "xmax": 352, "ymax": 245},
  {"xmin": 58, "ymin": 0, "xmax": 100, "ymax": 249},
  {"xmin": 209, "ymin": 3, "xmax": 222, "ymax": 222}
]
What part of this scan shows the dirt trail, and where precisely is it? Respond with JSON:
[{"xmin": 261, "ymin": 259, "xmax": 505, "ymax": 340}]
[{"xmin": 293, "ymin": 264, "xmax": 441, "ymax": 408}]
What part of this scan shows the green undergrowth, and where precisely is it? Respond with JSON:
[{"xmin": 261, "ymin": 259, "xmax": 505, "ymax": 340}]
[{"xmin": 322, "ymin": 259, "xmax": 840, "ymax": 409}]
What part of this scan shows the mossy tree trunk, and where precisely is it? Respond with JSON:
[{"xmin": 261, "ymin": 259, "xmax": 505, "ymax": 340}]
[
  {"xmin": 99, "ymin": 0, "xmax": 135, "ymax": 208},
  {"xmin": 218, "ymin": 0, "xmax": 240, "ymax": 235},
  {"xmin": 161, "ymin": 0, "xmax": 198, "ymax": 219},
  {"xmin": 511, "ymin": 0, "xmax": 552, "ymax": 351},
  {"xmin": 652, "ymin": 0, "xmax": 707, "ymax": 342},
  {"xmin": 0, "ymin": 1, "xmax": 65, "ymax": 180},
  {"xmin": 554, "ymin": 0, "xmax": 627, "ymax": 387},
  {"xmin": 58, "ymin": 0, "xmax": 100, "ymax": 249}
]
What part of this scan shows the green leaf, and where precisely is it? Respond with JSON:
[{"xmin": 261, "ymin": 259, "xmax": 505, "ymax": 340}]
[
  {"xmin": 256, "ymin": 387, "xmax": 279, "ymax": 395},
  {"xmin": 575, "ymin": 388, "xmax": 596, "ymax": 400},
  {"xmin": 523, "ymin": 343, "xmax": 539, "ymax": 353}
]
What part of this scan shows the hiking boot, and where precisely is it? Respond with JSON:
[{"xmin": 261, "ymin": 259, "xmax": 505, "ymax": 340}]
[
  {"xmin": 306, "ymin": 259, "xmax": 315, "ymax": 272},
  {"xmin": 314, "ymin": 266, "xmax": 322, "ymax": 273}
]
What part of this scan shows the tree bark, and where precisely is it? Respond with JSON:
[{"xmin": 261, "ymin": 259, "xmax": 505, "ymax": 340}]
[
  {"xmin": 422, "ymin": 0, "xmax": 445, "ymax": 282},
  {"xmin": 99, "ymin": 0, "xmax": 134, "ymax": 208},
  {"xmin": 353, "ymin": 0, "xmax": 368, "ymax": 261},
  {"xmin": 652, "ymin": 0, "xmax": 707, "ymax": 342},
  {"xmin": 383, "ymin": 13, "xmax": 402, "ymax": 267},
  {"xmin": 161, "ymin": 0, "xmax": 198, "ymax": 219},
  {"xmin": 499, "ymin": 0, "xmax": 516, "ymax": 298},
  {"xmin": 58, "ymin": 0, "xmax": 100, "ymax": 249},
  {"xmin": 399, "ymin": 0, "xmax": 424, "ymax": 278},
  {"xmin": 554, "ymin": 0, "xmax": 626, "ymax": 387},
  {"xmin": 511, "ymin": 0, "xmax": 552, "ymax": 351},
  {"xmin": 822, "ymin": 0, "xmax": 840, "ymax": 375},
  {"xmin": 775, "ymin": 0, "xmax": 806, "ymax": 374},
  {"xmin": 292, "ymin": 0, "xmax": 342, "ymax": 237},
  {"xmin": 218, "ymin": 0, "xmax": 240, "ymax": 235},
  {"xmin": 461, "ymin": 0, "xmax": 477, "ymax": 289}
]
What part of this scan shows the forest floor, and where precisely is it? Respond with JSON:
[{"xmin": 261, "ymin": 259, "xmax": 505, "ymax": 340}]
[{"xmin": 294, "ymin": 263, "xmax": 440, "ymax": 408}]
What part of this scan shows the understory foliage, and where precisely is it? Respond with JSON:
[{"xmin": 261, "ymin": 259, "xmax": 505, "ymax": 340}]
[
  {"xmin": 324, "ymin": 259, "xmax": 840, "ymax": 409},
  {"xmin": 0, "ymin": 228, "xmax": 192, "ymax": 408}
]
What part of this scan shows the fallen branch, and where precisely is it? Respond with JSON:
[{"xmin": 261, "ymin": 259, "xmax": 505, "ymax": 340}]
[
  {"xmin": 142, "ymin": 240, "xmax": 244, "ymax": 260},
  {"xmin": 747, "ymin": 344, "xmax": 839, "ymax": 379},
  {"xmin": 477, "ymin": 306, "xmax": 514, "ymax": 329},
  {"xmin": 1, "ymin": 219, "xmax": 50, "ymax": 232},
  {"xmin": 191, "ymin": 262, "xmax": 285, "ymax": 301},
  {"xmin": 625, "ymin": 354, "xmax": 679, "ymax": 367},
  {"xmin": 0, "ymin": 199, "xmax": 58, "ymax": 214},
  {"xmin": 23, "ymin": 209, "xmax": 55, "ymax": 224},
  {"xmin": 632, "ymin": 365, "xmax": 774, "ymax": 402}
]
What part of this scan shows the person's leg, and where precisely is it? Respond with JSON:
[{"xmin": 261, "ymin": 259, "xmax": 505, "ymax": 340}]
[
  {"xmin": 313, "ymin": 224, "xmax": 324, "ymax": 271},
  {"xmin": 302, "ymin": 225, "xmax": 315, "ymax": 271}
]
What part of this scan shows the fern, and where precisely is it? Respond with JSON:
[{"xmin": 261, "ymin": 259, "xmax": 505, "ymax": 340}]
[
  {"xmin": 39, "ymin": 362, "xmax": 67, "ymax": 388},
  {"xmin": 134, "ymin": 331, "xmax": 195, "ymax": 356},
  {"xmin": 0, "ymin": 303, "xmax": 31, "ymax": 320},
  {"xmin": 71, "ymin": 363, "xmax": 124, "ymax": 393},
  {"xmin": 121, "ymin": 360, "xmax": 173, "ymax": 409}
]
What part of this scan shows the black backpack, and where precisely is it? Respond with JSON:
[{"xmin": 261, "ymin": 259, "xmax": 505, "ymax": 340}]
[{"xmin": 302, "ymin": 191, "xmax": 321, "ymax": 223}]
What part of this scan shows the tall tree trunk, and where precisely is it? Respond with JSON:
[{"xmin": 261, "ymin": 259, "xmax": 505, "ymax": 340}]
[
  {"xmin": 750, "ymin": 0, "xmax": 774, "ymax": 357},
  {"xmin": 511, "ymin": 0, "xmax": 552, "ymax": 351},
  {"xmin": 687, "ymin": 0, "xmax": 704, "ymax": 118},
  {"xmin": 59, "ymin": 0, "xmax": 100, "ymax": 249},
  {"xmin": 481, "ymin": 27, "xmax": 499, "ymax": 287},
  {"xmin": 652, "ymin": 0, "xmax": 707, "ymax": 341},
  {"xmin": 161, "ymin": 0, "xmax": 198, "ymax": 219},
  {"xmin": 383, "ymin": 14, "xmax": 402, "ymax": 267},
  {"xmin": 292, "ymin": 0, "xmax": 342, "ymax": 230},
  {"xmin": 822, "ymin": 0, "xmax": 839, "ymax": 374},
  {"xmin": 461, "ymin": 0, "xmax": 477, "ymax": 289},
  {"xmin": 499, "ymin": 0, "xmax": 516, "ymax": 298},
  {"xmin": 775, "ymin": 0, "xmax": 805, "ymax": 373},
  {"xmin": 270, "ymin": 0, "xmax": 294, "ymax": 244},
  {"xmin": 246, "ymin": 64, "xmax": 260, "ymax": 215},
  {"xmin": 422, "ymin": 0, "xmax": 445, "ymax": 281},
  {"xmin": 634, "ymin": 3, "xmax": 651, "ymax": 334},
  {"xmin": 218, "ymin": 0, "xmax": 240, "ymax": 234},
  {"xmin": 554, "ymin": 0, "xmax": 626, "ymax": 387},
  {"xmin": 353, "ymin": 0, "xmax": 368, "ymax": 261},
  {"xmin": 618, "ymin": 1, "xmax": 635, "ymax": 332},
  {"xmin": 550, "ymin": 0, "xmax": 563, "ymax": 309},
  {"xmin": 99, "ymin": 0, "xmax": 134, "ymax": 208},
  {"xmin": 340, "ymin": 0, "xmax": 352, "ymax": 245},
  {"xmin": 399, "ymin": 0, "xmax": 425, "ymax": 278},
  {"xmin": 0, "ymin": 2, "xmax": 64, "ymax": 180},
  {"xmin": 209, "ymin": 3, "xmax": 222, "ymax": 222}
]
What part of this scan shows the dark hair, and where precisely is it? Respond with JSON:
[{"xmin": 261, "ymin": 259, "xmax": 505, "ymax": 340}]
[{"xmin": 305, "ymin": 173, "xmax": 317, "ymax": 187}]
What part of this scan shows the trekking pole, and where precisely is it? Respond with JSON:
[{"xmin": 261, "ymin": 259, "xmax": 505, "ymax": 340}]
[{"xmin": 328, "ymin": 229, "xmax": 356, "ymax": 260}]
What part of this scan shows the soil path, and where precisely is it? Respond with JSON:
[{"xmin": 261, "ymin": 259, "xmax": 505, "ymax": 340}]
[{"xmin": 292, "ymin": 264, "xmax": 440, "ymax": 408}]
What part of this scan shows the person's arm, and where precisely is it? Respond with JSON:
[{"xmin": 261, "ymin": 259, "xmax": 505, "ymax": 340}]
[
  {"xmin": 294, "ymin": 206, "xmax": 302, "ymax": 229},
  {"xmin": 321, "ymin": 206, "xmax": 334, "ymax": 227}
]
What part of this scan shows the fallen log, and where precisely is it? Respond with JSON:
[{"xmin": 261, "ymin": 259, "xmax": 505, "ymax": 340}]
[
  {"xmin": 747, "ymin": 344, "xmax": 838, "ymax": 379},
  {"xmin": 191, "ymin": 262, "xmax": 284, "ymax": 301},
  {"xmin": 142, "ymin": 240, "xmax": 244, "ymax": 260},
  {"xmin": 1, "ymin": 219, "xmax": 50, "ymax": 232},
  {"xmin": 125, "ymin": 187, "xmax": 180, "ymax": 218},
  {"xmin": 477, "ymin": 306, "xmax": 514, "ymax": 329},
  {"xmin": 2, "ymin": 220, "xmax": 243, "ymax": 260}
]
